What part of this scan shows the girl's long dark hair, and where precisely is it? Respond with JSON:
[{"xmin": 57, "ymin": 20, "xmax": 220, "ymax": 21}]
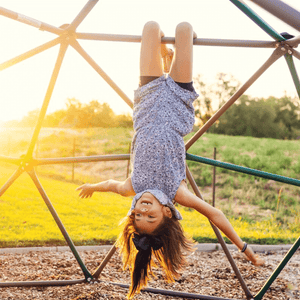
[{"xmin": 117, "ymin": 212, "xmax": 195, "ymax": 299}]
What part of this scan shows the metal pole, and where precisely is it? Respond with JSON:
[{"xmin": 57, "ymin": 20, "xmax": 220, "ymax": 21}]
[
  {"xmin": 76, "ymin": 32, "xmax": 277, "ymax": 48},
  {"xmin": 72, "ymin": 137, "xmax": 76, "ymax": 182},
  {"xmin": 93, "ymin": 244, "xmax": 117, "ymax": 279},
  {"xmin": 25, "ymin": 42, "xmax": 69, "ymax": 160},
  {"xmin": 284, "ymin": 54, "xmax": 300, "ymax": 98},
  {"xmin": 229, "ymin": 0, "xmax": 285, "ymax": 41},
  {"xmin": 186, "ymin": 167, "xmax": 253, "ymax": 300},
  {"xmin": 98, "ymin": 280, "xmax": 241, "ymax": 300},
  {"xmin": 0, "ymin": 167, "xmax": 23, "ymax": 197},
  {"xmin": 0, "ymin": 279, "xmax": 85, "ymax": 288},
  {"xmin": 250, "ymin": 0, "xmax": 300, "ymax": 32},
  {"xmin": 212, "ymin": 147, "xmax": 216, "ymax": 207},
  {"xmin": 0, "ymin": 7, "xmax": 64, "ymax": 35},
  {"xmin": 186, "ymin": 152, "xmax": 300, "ymax": 187},
  {"xmin": 0, "ymin": 37, "xmax": 62, "ymax": 71},
  {"xmin": 68, "ymin": 0, "xmax": 99, "ymax": 32},
  {"xmin": 27, "ymin": 169, "xmax": 93, "ymax": 281},
  {"xmin": 70, "ymin": 39, "xmax": 133, "ymax": 109},
  {"xmin": 34, "ymin": 154, "xmax": 130, "ymax": 166},
  {"xmin": 185, "ymin": 47, "xmax": 285, "ymax": 150},
  {"xmin": 254, "ymin": 236, "xmax": 300, "ymax": 300}
]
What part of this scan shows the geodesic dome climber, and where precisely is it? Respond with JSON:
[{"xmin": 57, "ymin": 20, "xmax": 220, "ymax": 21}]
[{"xmin": 0, "ymin": 0, "xmax": 300, "ymax": 299}]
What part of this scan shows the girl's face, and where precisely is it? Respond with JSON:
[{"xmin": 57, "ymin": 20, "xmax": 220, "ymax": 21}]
[{"xmin": 134, "ymin": 193, "xmax": 172, "ymax": 234}]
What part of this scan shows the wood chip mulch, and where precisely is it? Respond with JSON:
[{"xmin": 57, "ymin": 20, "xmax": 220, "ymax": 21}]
[{"xmin": 0, "ymin": 248, "xmax": 299, "ymax": 300}]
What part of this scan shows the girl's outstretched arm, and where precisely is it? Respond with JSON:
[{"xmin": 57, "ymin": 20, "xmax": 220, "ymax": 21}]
[
  {"xmin": 175, "ymin": 181, "xmax": 264, "ymax": 266},
  {"xmin": 77, "ymin": 177, "xmax": 135, "ymax": 198}
]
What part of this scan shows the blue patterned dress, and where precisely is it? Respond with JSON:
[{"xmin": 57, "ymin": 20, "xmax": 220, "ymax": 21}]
[{"xmin": 129, "ymin": 75, "xmax": 199, "ymax": 220}]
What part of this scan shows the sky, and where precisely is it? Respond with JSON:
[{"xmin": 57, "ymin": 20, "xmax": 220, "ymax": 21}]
[{"xmin": 1, "ymin": 0, "xmax": 300, "ymax": 124}]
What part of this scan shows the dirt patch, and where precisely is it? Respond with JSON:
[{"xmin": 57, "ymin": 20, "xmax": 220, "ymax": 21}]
[{"xmin": 0, "ymin": 249, "xmax": 299, "ymax": 299}]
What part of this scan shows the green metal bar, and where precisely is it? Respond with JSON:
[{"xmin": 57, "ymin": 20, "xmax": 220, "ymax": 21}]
[
  {"xmin": 229, "ymin": 0, "xmax": 285, "ymax": 41},
  {"xmin": 27, "ymin": 169, "xmax": 93, "ymax": 281},
  {"xmin": 284, "ymin": 54, "xmax": 300, "ymax": 98},
  {"xmin": 254, "ymin": 236, "xmax": 300, "ymax": 300},
  {"xmin": 186, "ymin": 168, "xmax": 254, "ymax": 299},
  {"xmin": 186, "ymin": 153, "xmax": 300, "ymax": 187}
]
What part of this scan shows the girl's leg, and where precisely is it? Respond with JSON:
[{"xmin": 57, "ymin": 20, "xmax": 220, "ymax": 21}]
[
  {"xmin": 140, "ymin": 21, "xmax": 164, "ymax": 77},
  {"xmin": 169, "ymin": 22, "xmax": 196, "ymax": 83}
]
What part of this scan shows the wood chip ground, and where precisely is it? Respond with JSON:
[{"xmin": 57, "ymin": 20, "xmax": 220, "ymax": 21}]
[{"xmin": 0, "ymin": 249, "xmax": 299, "ymax": 299}]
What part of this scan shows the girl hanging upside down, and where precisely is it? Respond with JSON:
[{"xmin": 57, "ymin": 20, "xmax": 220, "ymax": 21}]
[{"xmin": 77, "ymin": 21, "xmax": 264, "ymax": 299}]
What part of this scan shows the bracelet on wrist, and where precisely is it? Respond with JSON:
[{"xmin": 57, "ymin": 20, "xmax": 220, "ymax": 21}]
[{"xmin": 240, "ymin": 242, "xmax": 248, "ymax": 253}]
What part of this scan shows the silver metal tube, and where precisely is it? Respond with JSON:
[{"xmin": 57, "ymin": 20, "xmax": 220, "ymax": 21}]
[
  {"xmin": 250, "ymin": 0, "xmax": 300, "ymax": 32},
  {"xmin": 76, "ymin": 32, "xmax": 277, "ymax": 48},
  {"xmin": 185, "ymin": 47, "xmax": 285, "ymax": 150},
  {"xmin": 68, "ymin": 0, "xmax": 99, "ymax": 32},
  {"xmin": 0, "ymin": 279, "xmax": 85, "ymax": 287},
  {"xmin": 34, "ymin": 154, "xmax": 130, "ymax": 166},
  {"xmin": 0, "ymin": 37, "xmax": 62, "ymax": 71},
  {"xmin": 0, "ymin": 7, "xmax": 64, "ymax": 35},
  {"xmin": 70, "ymin": 39, "xmax": 133, "ymax": 109}
]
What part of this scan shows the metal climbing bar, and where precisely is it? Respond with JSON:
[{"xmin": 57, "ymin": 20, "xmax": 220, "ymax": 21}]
[
  {"xmin": 0, "ymin": 7, "xmax": 64, "ymax": 35},
  {"xmin": 28, "ymin": 169, "xmax": 93, "ymax": 281},
  {"xmin": 1, "ymin": 0, "xmax": 300, "ymax": 298},
  {"xmin": 185, "ymin": 47, "xmax": 285, "ymax": 150},
  {"xmin": 284, "ymin": 54, "xmax": 300, "ymax": 98},
  {"xmin": 76, "ymin": 32, "xmax": 277, "ymax": 48},
  {"xmin": 254, "ymin": 236, "xmax": 300, "ymax": 300},
  {"xmin": 0, "ymin": 37, "xmax": 63, "ymax": 71},
  {"xmin": 186, "ymin": 153, "xmax": 300, "ymax": 187},
  {"xmin": 250, "ymin": 0, "xmax": 300, "ymax": 32},
  {"xmin": 229, "ymin": 0, "xmax": 285, "ymax": 41}
]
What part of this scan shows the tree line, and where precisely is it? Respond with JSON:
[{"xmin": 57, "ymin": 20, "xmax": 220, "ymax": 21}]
[
  {"xmin": 193, "ymin": 73, "xmax": 300, "ymax": 140},
  {"xmin": 15, "ymin": 73, "xmax": 300, "ymax": 139},
  {"xmin": 18, "ymin": 98, "xmax": 133, "ymax": 128}
]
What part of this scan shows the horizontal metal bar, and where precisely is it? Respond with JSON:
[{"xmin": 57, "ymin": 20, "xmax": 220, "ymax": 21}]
[
  {"xmin": 34, "ymin": 154, "xmax": 130, "ymax": 165},
  {"xmin": 0, "ymin": 278, "xmax": 85, "ymax": 287},
  {"xmin": 76, "ymin": 32, "xmax": 277, "ymax": 48},
  {"xmin": 97, "ymin": 280, "xmax": 240, "ymax": 300},
  {"xmin": 0, "ymin": 7, "xmax": 64, "ymax": 35},
  {"xmin": 186, "ymin": 153, "xmax": 300, "ymax": 187},
  {"xmin": 0, "ymin": 155, "xmax": 21, "ymax": 165}
]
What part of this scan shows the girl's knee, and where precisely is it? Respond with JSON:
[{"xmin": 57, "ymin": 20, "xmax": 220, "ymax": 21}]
[
  {"xmin": 176, "ymin": 22, "xmax": 193, "ymax": 35},
  {"xmin": 143, "ymin": 21, "xmax": 161, "ymax": 35}
]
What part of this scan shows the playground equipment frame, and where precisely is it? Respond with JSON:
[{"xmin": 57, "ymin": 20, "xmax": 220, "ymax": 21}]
[{"xmin": 0, "ymin": 0, "xmax": 299, "ymax": 299}]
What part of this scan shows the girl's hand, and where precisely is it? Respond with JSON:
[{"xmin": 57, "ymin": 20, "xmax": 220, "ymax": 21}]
[{"xmin": 76, "ymin": 183, "xmax": 96, "ymax": 199}]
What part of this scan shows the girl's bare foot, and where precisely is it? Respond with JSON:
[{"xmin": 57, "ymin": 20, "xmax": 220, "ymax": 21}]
[
  {"xmin": 160, "ymin": 31, "xmax": 173, "ymax": 74},
  {"xmin": 162, "ymin": 47, "xmax": 174, "ymax": 73},
  {"xmin": 242, "ymin": 244, "xmax": 265, "ymax": 266}
]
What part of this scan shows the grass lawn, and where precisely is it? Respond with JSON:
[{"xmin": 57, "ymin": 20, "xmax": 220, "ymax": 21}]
[{"xmin": 0, "ymin": 164, "xmax": 298, "ymax": 248}]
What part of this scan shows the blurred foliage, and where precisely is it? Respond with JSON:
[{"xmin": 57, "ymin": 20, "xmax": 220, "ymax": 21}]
[
  {"xmin": 193, "ymin": 72, "xmax": 300, "ymax": 139},
  {"xmin": 16, "ymin": 98, "xmax": 133, "ymax": 129}
]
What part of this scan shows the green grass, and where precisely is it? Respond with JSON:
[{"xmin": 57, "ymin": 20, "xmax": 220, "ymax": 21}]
[
  {"xmin": 0, "ymin": 163, "xmax": 298, "ymax": 248},
  {"xmin": 0, "ymin": 128, "xmax": 299, "ymax": 247}
]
